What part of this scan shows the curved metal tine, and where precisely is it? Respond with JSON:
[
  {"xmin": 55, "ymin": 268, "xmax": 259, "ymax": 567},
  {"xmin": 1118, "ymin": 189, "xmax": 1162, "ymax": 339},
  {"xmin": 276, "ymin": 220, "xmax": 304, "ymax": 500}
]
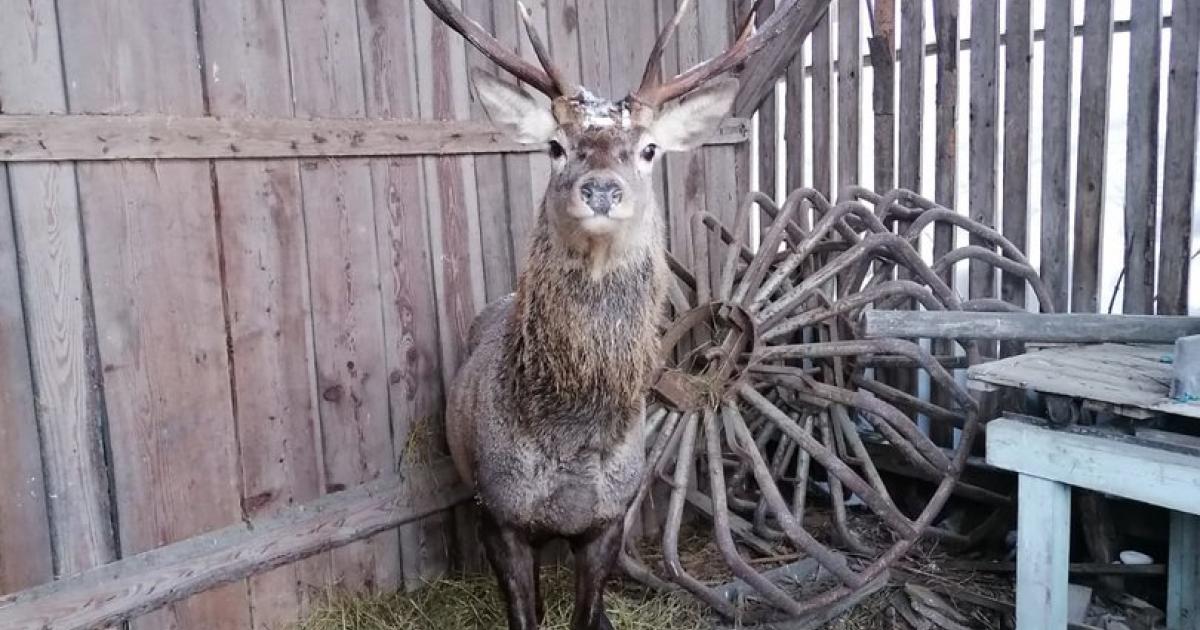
[
  {"xmin": 619, "ymin": 552, "xmax": 678, "ymax": 593},
  {"xmin": 739, "ymin": 385, "xmax": 920, "ymax": 539},
  {"xmin": 691, "ymin": 213, "xmax": 713, "ymax": 304},
  {"xmin": 666, "ymin": 270, "xmax": 694, "ymax": 315},
  {"xmin": 732, "ymin": 203, "xmax": 798, "ymax": 307},
  {"xmin": 790, "ymin": 414, "xmax": 815, "ymax": 523},
  {"xmin": 624, "ymin": 411, "xmax": 686, "ymax": 547},
  {"xmin": 660, "ymin": 413, "xmax": 738, "ymax": 616},
  {"xmin": 726, "ymin": 420, "xmax": 778, "ymax": 512},
  {"xmin": 763, "ymin": 280, "xmax": 944, "ymax": 342},
  {"xmin": 700, "ymin": 213, "xmax": 756, "ymax": 263},
  {"xmin": 752, "ymin": 436, "xmax": 794, "ymax": 541},
  {"xmin": 753, "ymin": 197, "xmax": 853, "ymax": 308},
  {"xmin": 718, "ymin": 197, "xmax": 757, "ymax": 301},
  {"xmin": 817, "ymin": 411, "xmax": 872, "ymax": 555},
  {"xmin": 702, "ymin": 409, "xmax": 806, "ymax": 615},
  {"xmin": 755, "ymin": 236, "xmax": 878, "ymax": 326},
  {"xmin": 852, "ymin": 375, "xmax": 965, "ymax": 429},
  {"xmin": 722, "ymin": 401, "xmax": 866, "ymax": 588},
  {"xmin": 933, "ymin": 246, "xmax": 1056, "ymax": 310},
  {"xmin": 829, "ymin": 404, "xmax": 891, "ymax": 501}
]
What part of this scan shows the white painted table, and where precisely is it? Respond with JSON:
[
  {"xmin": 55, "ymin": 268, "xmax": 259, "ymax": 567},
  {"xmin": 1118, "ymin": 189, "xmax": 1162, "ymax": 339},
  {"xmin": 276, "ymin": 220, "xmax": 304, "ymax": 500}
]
[{"xmin": 986, "ymin": 417, "xmax": 1200, "ymax": 629}]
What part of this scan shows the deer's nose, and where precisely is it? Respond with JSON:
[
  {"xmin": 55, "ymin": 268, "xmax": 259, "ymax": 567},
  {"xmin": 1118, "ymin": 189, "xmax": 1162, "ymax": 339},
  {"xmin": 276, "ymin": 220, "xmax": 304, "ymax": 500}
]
[{"xmin": 579, "ymin": 178, "xmax": 624, "ymax": 215}]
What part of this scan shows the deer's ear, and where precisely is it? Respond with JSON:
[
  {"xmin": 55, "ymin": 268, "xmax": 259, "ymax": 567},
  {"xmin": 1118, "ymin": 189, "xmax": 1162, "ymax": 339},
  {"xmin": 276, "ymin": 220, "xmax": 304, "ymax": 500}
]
[
  {"xmin": 472, "ymin": 70, "xmax": 558, "ymax": 144},
  {"xmin": 649, "ymin": 78, "xmax": 739, "ymax": 152}
]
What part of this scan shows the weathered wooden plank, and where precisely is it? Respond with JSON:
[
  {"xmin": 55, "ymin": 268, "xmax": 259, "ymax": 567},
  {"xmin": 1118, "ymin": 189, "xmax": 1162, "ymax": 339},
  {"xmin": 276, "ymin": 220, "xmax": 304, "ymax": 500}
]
[
  {"xmin": 1040, "ymin": 0, "xmax": 1074, "ymax": 312},
  {"xmin": 757, "ymin": 0, "xmax": 778, "ymax": 203},
  {"xmin": 1001, "ymin": 0, "xmax": 1031, "ymax": 323},
  {"xmin": 988, "ymin": 417, "xmax": 1200, "ymax": 517},
  {"xmin": 358, "ymin": 0, "xmax": 455, "ymax": 588},
  {"xmin": 285, "ymin": 0, "xmax": 400, "ymax": 593},
  {"xmin": 811, "ymin": 10, "xmax": 833, "ymax": 197},
  {"xmin": 1014, "ymin": 474, "xmax": 1072, "ymax": 630},
  {"xmin": 661, "ymin": 0, "xmax": 705, "ymax": 268},
  {"xmin": 1072, "ymin": 0, "xmax": 1113, "ymax": 315},
  {"xmin": 0, "ymin": 114, "xmax": 750, "ymax": 162},
  {"xmin": 699, "ymin": 0, "xmax": 740, "ymax": 284},
  {"xmin": 58, "ymin": 1, "xmax": 251, "ymax": 627},
  {"xmin": 932, "ymin": 0, "xmax": 957, "ymax": 275},
  {"xmin": 896, "ymin": 0, "xmax": 922, "ymax": 193},
  {"xmin": 969, "ymin": 345, "xmax": 1200, "ymax": 420},
  {"xmin": 414, "ymin": 0, "xmax": 488, "ymax": 572},
  {"xmin": 465, "ymin": 0, "xmax": 517, "ymax": 300},
  {"xmin": 577, "ymin": 0, "xmax": 613, "ymax": 97},
  {"xmin": 864, "ymin": 310, "xmax": 1200, "ymax": 344},
  {"xmin": 1159, "ymin": 0, "xmax": 1200, "ymax": 316},
  {"xmin": 1122, "ymin": 0, "xmax": 1162, "ymax": 315},
  {"xmin": 0, "ymin": 165, "xmax": 54, "ymax": 596},
  {"xmin": 0, "ymin": 462, "xmax": 469, "ymax": 630},
  {"xmin": 198, "ymin": 0, "xmax": 330, "ymax": 623},
  {"xmin": 0, "ymin": 0, "xmax": 115, "ymax": 581},
  {"xmin": 968, "ymin": 0, "xmax": 999, "ymax": 311},
  {"xmin": 836, "ymin": 0, "xmax": 860, "ymax": 194},
  {"xmin": 785, "ymin": 43, "xmax": 805, "ymax": 192},
  {"xmin": 871, "ymin": 0, "xmax": 894, "ymax": 194},
  {"xmin": 1169, "ymin": 512, "xmax": 1200, "ymax": 630}
]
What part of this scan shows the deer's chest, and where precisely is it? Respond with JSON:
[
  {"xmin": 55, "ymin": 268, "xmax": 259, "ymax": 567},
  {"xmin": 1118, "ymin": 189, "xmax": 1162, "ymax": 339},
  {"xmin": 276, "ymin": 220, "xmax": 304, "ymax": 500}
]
[{"xmin": 478, "ymin": 416, "xmax": 645, "ymax": 536}]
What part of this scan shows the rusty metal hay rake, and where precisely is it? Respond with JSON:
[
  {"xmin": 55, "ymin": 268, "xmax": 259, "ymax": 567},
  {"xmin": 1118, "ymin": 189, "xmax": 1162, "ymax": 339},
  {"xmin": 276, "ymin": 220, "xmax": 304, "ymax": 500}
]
[{"xmin": 621, "ymin": 187, "xmax": 1054, "ymax": 622}]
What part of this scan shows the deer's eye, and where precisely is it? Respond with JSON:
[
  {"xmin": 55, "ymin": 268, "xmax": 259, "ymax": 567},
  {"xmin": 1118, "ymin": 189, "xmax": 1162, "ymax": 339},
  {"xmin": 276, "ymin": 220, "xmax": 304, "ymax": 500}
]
[
  {"xmin": 640, "ymin": 143, "xmax": 658, "ymax": 162},
  {"xmin": 549, "ymin": 140, "xmax": 566, "ymax": 159}
]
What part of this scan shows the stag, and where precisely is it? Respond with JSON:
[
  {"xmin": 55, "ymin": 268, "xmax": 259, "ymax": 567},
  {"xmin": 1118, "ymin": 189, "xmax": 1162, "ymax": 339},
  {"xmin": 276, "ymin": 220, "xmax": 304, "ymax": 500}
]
[{"xmin": 429, "ymin": 1, "xmax": 798, "ymax": 628}]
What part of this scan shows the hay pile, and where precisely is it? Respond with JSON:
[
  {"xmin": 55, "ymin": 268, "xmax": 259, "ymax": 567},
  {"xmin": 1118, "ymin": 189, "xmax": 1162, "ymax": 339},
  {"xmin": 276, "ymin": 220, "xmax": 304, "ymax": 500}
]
[{"xmin": 295, "ymin": 565, "xmax": 705, "ymax": 630}]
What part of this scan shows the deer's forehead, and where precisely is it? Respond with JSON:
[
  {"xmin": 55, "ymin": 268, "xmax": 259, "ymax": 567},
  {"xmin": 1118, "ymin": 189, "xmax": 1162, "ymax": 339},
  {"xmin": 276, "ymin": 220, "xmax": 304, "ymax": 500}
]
[{"xmin": 552, "ymin": 90, "xmax": 654, "ymax": 134}]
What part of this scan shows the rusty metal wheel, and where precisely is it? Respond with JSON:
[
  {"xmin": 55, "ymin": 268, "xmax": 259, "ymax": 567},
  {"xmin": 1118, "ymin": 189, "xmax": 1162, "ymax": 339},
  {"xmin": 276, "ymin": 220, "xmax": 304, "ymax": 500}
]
[{"xmin": 621, "ymin": 187, "xmax": 1054, "ymax": 623}]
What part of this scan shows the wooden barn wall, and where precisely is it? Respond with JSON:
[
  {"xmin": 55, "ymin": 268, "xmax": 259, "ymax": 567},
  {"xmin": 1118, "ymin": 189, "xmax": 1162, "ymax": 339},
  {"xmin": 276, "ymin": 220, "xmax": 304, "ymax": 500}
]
[{"xmin": 0, "ymin": 0, "xmax": 746, "ymax": 627}]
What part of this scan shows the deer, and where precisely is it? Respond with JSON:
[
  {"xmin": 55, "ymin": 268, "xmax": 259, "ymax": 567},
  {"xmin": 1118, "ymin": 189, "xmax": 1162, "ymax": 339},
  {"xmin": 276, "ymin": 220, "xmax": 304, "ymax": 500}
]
[{"xmin": 426, "ymin": 0, "xmax": 798, "ymax": 628}]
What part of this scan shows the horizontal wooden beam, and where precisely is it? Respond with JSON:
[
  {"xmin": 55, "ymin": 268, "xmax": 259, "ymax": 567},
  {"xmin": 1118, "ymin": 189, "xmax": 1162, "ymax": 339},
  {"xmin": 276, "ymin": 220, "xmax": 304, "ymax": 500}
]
[
  {"xmin": 863, "ymin": 310, "xmax": 1200, "ymax": 343},
  {"xmin": 0, "ymin": 460, "xmax": 470, "ymax": 630},
  {"xmin": 0, "ymin": 114, "xmax": 750, "ymax": 162},
  {"xmin": 986, "ymin": 416, "xmax": 1200, "ymax": 516}
]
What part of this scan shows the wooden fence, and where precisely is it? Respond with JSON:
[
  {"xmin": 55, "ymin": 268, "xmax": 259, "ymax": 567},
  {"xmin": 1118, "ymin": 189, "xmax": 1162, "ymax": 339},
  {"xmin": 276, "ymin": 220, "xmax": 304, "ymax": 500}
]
[
  {"xmin": 0, "ymin": 1, "xmax": 751, "ymax": 628},
  {"xmin": 2, "ymin": 0, "xmax": 1199, "ymax": 628}
]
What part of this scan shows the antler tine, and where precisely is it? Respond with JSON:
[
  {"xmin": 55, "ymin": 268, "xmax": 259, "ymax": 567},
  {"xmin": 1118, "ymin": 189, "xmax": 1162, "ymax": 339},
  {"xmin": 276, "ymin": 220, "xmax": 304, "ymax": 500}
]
[
  {"xmin": 421, "ymin": 0, "xmax": 562, "ymax": 97},
  {"xmin": 516, "ymin": 1, "xmax": 578, "ymax": 97},
  {"xmin": 635, "ymin": 0, "xmax": 806, "ymax": 107},
  {"xmin": 636, "ymin": 0, "xmax": 696, "ymax": 97}
]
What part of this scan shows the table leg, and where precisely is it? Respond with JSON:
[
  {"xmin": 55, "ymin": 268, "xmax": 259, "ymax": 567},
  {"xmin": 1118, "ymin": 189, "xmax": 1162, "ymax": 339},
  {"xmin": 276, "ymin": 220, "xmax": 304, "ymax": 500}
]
[
  {"xmin": 1170, "ymin": 511, "xmax": 1200, "ymax": 630},
  {"xmin": 1016, "ymin": 474, "xmax": 1071, "ymax": 630}
]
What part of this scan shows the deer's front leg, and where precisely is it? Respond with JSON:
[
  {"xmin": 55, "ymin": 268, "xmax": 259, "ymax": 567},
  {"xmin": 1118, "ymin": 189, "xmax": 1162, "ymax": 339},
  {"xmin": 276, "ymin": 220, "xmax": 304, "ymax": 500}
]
[
  {"xmin": 569, "ymin": 520, "xmax": 622, "ymax": 630},
  {"xmin": 480, "ymin": 511, "xmax": 539, "ymax": 630}
]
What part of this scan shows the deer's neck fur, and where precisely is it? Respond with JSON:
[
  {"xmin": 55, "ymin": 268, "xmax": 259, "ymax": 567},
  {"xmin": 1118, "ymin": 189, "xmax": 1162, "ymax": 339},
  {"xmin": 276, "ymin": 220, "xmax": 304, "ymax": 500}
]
[{"xmin": 503, "ymin": 205, "xmax": 668, "ymax": 441}]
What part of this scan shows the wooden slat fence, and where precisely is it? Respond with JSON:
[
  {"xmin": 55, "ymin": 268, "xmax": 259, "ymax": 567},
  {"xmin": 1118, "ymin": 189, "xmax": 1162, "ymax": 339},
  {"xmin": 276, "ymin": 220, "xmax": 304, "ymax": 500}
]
[{"xmin": 0, "ymin": 0, "xmax": 749, "ymax": 627}]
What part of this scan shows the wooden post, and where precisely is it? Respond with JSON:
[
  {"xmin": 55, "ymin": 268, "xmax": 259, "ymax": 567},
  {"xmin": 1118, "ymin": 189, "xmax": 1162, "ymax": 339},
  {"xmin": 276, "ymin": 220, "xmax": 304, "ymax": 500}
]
[
  {"xmin": 1040, "ymin": 0, "xmax": 1074, "ymax": 313},
  {"xmin": 1159, "ymin": 0, "xmax": 1200, "ymax": 315},
  {"xmin": 812, "ymin": 11, "xmax": 833, "ymax": 198},
  {"xmin": 1016, "ymin": 474, "xmax": 1072, "ymax": 630},
  {"xmin": 1122, "ymin": 0, "xmax": 1163, "ymax": 315},
  {"xmin": 1169, "ymin": 512, "xmax": 1200, "ymax": 630},
  {"xmin": 968, "ymin": 0, "xmax": 1000, "ymax": 323},
  {"xmin": 837, "ymin": 0, "xmax": 861, "ymax": 194},
  {"xmin": 1001, "ymin": 0, "xmax": 1032, "ymax": 354}
]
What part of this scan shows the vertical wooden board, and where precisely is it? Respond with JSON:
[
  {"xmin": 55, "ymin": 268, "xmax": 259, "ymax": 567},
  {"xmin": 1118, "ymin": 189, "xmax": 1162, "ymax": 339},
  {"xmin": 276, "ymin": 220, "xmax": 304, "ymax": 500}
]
[
  {"xmin": 812, "ymin": 11, "xmax": 833, "ymax": 198},
  {"xmin": 1002, "ymin": 0, "xmax": 1032, "ymax": 318},
  {"xmin": 1040, "ymin": 0, "xmax": 1074, "ymax": 313},
  {"xmin": 1168, "ymin": 512, "xmax": 1200, "ymax": 630},
  {"xmin": 968, "ymin": 0, "xmax": 999, "ymax": 308},
  {"xmin": 933, "ymin": 0, "xmax": 958, "ymax": 267},
  {"xmin": 1121, "ymin": 0, "xmax": 1161, "ymax": 316},
  {"xmin": 577, "ymin": 0, "xmax": 613, "ymax": 97},
  {"xmin": 58, "ymin": 1, "xmax": 252, "ymax": 627},
  {"xmin": 871, "ymin": 0, "xmax": 895, "ymax": 194},
  {"xmin": 661, "ymin": 0, "xmax": 708, "ymax": 268},
  {"xmin": 464, "ymin": 0, "xmax": 517, "ymax": 301},
  {"xmin": 0, "ymin": 0, "xmax": 116, "ymax": 579},
  {"xmin": 757, "ymin": 0, "xmax": 779, "ymax": 202},
  {"xmin": 785, "ymin": 45, "xmax": 806, "ymax": 193},
  {"xmin": 1158, "ymin": 0, "xmax": 1200, "ymax": 316},
  {"xmin": 501, "ymin": 0, "xmax": 549, "ymax": 274},
  {"xmin": 699, "ymin": 0, "xmax": 740, "ymax": 285},
  {"xmin": 284, "ymin": 0, "xmax": 399, "ymax": 593},
  {"xmin": 357, "ymin": 0, "xmax": 454, "ymax": 588},
  {"xmin": 413, "ymin": 0, "xmax": 487, "ymax": 571},
  {"xmin": 0, "ymin": 168, "xmax": 54, "ymax": 595},
  {"xmin": 836, "ymin": 0, "xmax": 861, "ymax": 195},
  {"xmin": 1071, "ymin": 0, "xmax": 1113, "ymax": 315},
  {"xmin": 897, "ymin": 0, "xmax": 923, "ymax": 193},
  {"xmin": 606, "ymin": 0, "xmax": 657, "ymax": 95},
  {"xmin": 198, "ymin": 0, "xmax": 331, "ymax": 623}
]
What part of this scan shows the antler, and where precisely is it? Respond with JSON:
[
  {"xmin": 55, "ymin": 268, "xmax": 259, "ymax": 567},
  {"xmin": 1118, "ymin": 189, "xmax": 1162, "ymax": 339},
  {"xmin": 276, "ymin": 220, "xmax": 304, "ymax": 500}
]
[
  {"xmin": 422, "ymin": 0, "xmax": 577, "ymax": 98},
  {"xmin": 633, "ymin": 0, "xmax": 800, "ymax": 107}
]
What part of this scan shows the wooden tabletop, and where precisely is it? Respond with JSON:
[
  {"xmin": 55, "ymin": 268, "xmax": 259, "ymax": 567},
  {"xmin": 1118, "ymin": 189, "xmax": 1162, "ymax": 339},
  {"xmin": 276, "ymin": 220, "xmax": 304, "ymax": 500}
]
[{"xmin": 967, "ymin": 343, "xmax": 1200, "ymax": 420}]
